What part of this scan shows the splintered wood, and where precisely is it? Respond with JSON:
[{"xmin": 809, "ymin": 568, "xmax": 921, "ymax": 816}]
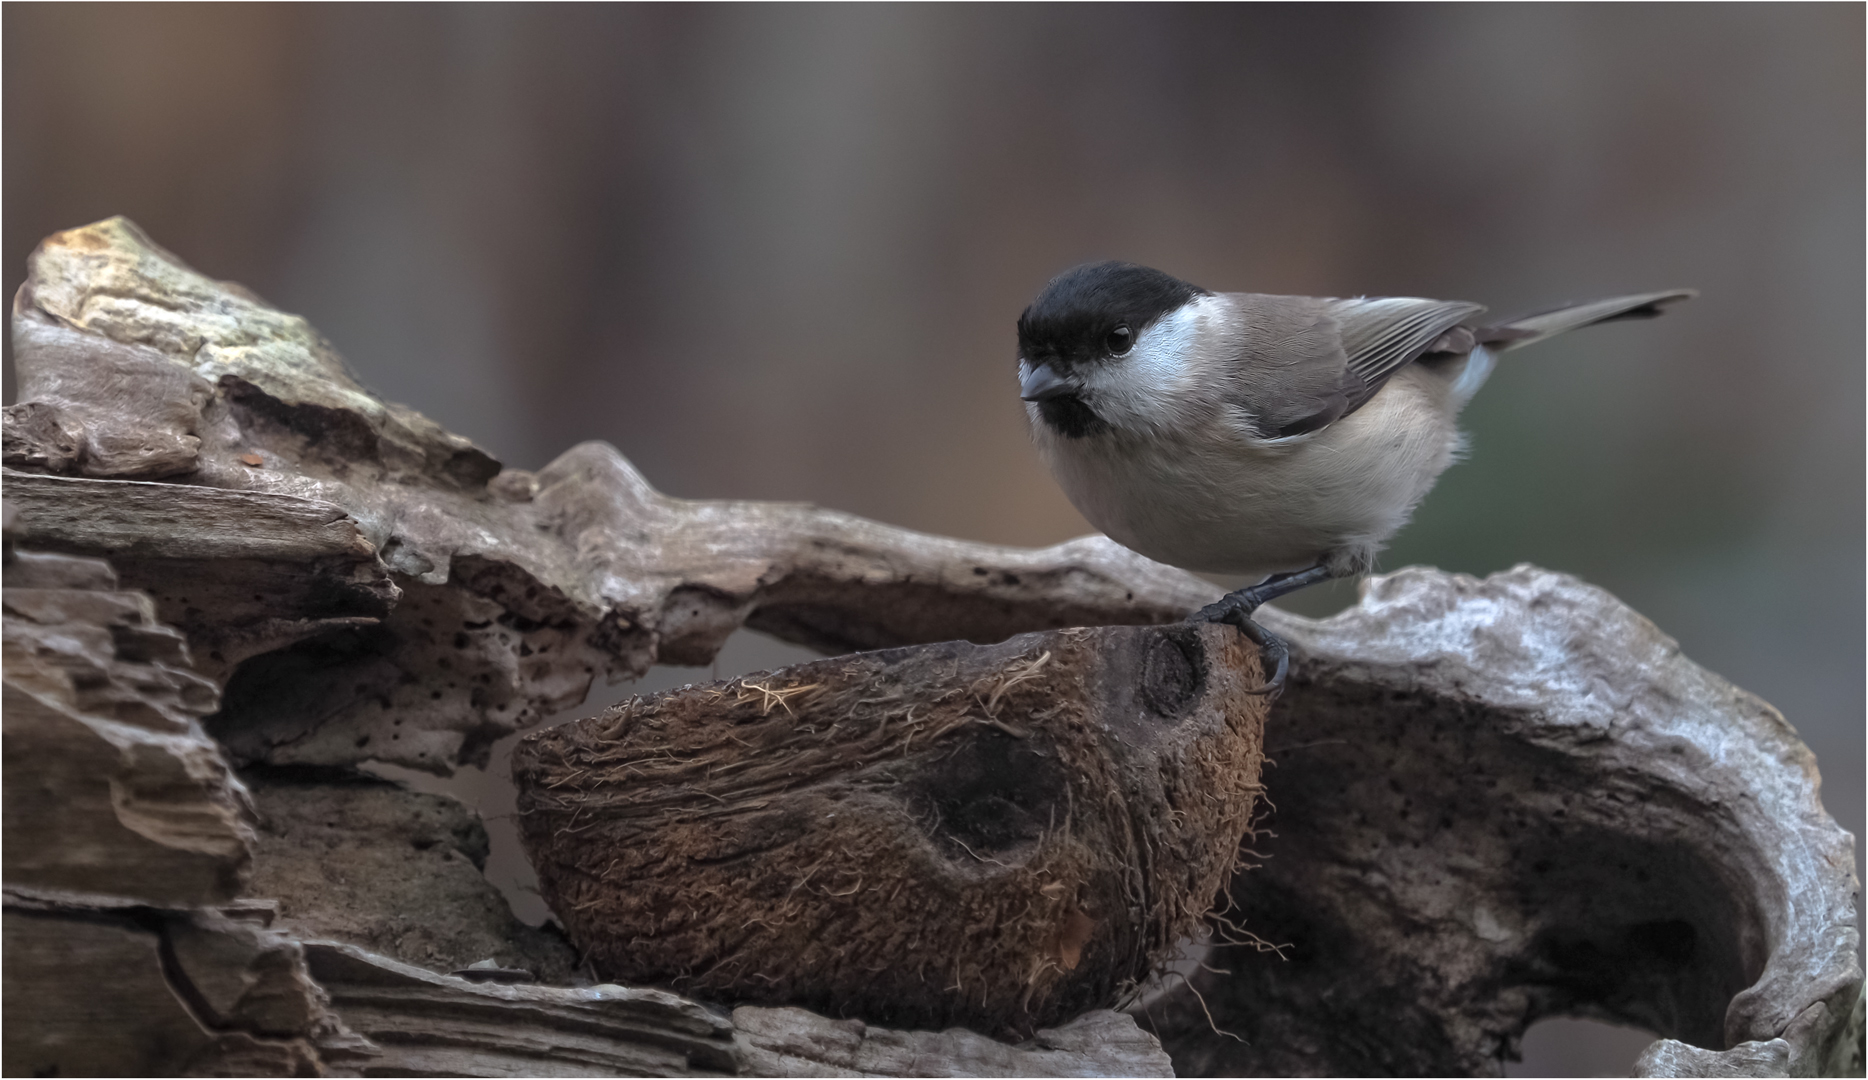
[{"xmin": 513, "ymin": 622, "xmax": 1270, "ymax": 1036}]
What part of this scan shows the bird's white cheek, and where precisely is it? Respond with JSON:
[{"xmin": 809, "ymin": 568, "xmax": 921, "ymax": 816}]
[
  {"xmin": 1125, "ymin": 329, "xmax": 1193, "ymax": 391},
  {"xmin": 1095, "ymin": 300, "xmax": 1219, "ymax": 431}
]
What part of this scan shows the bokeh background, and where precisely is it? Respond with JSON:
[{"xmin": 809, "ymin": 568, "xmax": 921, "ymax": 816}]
[{"xmin": 6, "ymin": 5, "xmax": 1860, "ymax": 1075}]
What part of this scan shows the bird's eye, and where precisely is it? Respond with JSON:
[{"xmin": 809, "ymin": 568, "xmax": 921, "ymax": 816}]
[{"xmin": 1106, "ymin": 325, "xmax": 1134, "ymax": 355}]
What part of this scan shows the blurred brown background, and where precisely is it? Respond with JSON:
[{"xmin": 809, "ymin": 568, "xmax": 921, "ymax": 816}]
[{"xmin": 6, "ymin": 5, "xmax": 1860, "ymax": 1075}]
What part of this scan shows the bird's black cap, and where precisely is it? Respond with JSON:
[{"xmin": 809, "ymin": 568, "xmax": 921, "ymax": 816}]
[{"xmin": 1016, "ymin": 261, "xmax": 1208, "ymax": 369}]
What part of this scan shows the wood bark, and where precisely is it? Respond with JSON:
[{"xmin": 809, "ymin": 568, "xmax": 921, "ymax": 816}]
[{"xmin": 2, "ymin": 216, "xmax": 1859, "ymax": 1077}]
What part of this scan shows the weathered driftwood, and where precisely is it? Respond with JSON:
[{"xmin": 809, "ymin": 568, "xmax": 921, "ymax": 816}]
[
  {"xmin": 4, "ymin": 217, "xmax": 1213, "ymax": 777},
  {"xmin": 8, "ymin": 892, "xmax": 1167, "ymax": 1080},
  {"xmin": 0, "ymin": 538, "xmax": 1173, "ymax": 1077},
  {"xmin": 2, "ymin": 545, "xmax": 252, "ymax": 905},
  {"xmin": 2, "ymin": 218, "xmax": 1192, "ymax": 1076},
  {"xmin": 300, "ymin": 940, "xmax": 743, "ymax": 1076},
  {"xmin": 2, "ymin": 894, "xmax": 357, "ymax": 1076},
  {"xmin": 3, "ymin": 470, "xmax": 396, "ymax": 688},
  {"xmin": 305, "ymin": 941, "xmax": 1168, "ymax": 1079},
  {"xmin": 2, "ymin": 216, "xmax": 1859, "ymax": 1076},
  {"xmin": 1142, "ymin": 569, "xmax": 1863, "ymax": 1078},
  {"xmin": 514, "ymin": 623, "xmax": 1267, "ymax": 1035},
  {"xmin": 240, "ymin": 765, "xmax": 586, "ymax": 985},
  {"xmin": 733, "ymin": 1005, "xmax": 1174, "ymax": 1077}
]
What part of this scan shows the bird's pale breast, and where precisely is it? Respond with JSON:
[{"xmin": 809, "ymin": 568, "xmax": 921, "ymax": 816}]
[{"xmin": 1035, "ymin": 365, "xmax": 1462, "ymax": 578}]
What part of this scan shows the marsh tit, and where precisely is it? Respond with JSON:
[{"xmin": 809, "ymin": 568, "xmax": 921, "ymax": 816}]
[{"xmin": 1016, "ymin": 261, "xmax": 1694, "ymax": 688}]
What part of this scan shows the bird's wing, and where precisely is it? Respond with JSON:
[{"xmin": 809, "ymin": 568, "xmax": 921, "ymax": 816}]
[
  {"xmin": 1330, "ymin": 296, "xmax": 1487, "ymax": 404},
  {"xmin": 1223, "ymin": 294, "xmax": 1483, "ymax": 439}
]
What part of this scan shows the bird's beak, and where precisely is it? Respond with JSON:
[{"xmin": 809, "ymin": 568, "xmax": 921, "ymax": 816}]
[{"xmin": 1019, "ymin": 362, "xmax": 1075, "ymax": 402}]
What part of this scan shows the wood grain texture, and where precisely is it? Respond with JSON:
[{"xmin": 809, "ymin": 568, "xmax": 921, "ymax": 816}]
[
  {"xmin": 733, "ymin": 1005, "xmax": 1172, "ymax": 1077},
  {"xmin": 2, "ymin": 548, "xmax": 253, "ymax": 905}
]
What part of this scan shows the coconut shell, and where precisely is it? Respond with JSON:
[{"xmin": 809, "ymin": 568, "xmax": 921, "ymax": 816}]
[{"xmin": 512, "ymin": 622, "xmax": 1268, "ymax": 1034}]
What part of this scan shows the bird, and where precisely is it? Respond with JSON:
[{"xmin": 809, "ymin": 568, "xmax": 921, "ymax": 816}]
[{"xmin": 1015, "ymin": 260, "xmax": 1694, "ymax": 690}]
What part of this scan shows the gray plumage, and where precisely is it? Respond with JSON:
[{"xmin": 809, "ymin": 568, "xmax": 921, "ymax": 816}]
[{"xmin": 1016, "ymin": 262, "xmax": 1694, "ymax": 582}]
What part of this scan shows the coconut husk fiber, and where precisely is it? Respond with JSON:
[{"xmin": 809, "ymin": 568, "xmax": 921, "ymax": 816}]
[{"xmin": 512, "ymin": 622, "xmax": 1269, "ymax": 1035}]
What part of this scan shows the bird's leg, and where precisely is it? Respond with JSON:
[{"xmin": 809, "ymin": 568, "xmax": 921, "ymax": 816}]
[{"xmin": 1190, "ymin": 564, "xmax": 1336, "ymax": 696}]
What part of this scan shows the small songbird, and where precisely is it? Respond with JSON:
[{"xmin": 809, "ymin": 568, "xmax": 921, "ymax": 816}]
[{"xmin": 1016, "ymin": 261, "xmax": 1693, "ymax": 687}]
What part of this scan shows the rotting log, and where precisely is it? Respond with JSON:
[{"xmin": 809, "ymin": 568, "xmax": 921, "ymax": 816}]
[
  {"xmin": 1, "ymin": 216, "xmax": 1859, "ymax": 1077},
  {"xmin": 514, "ymin": 623, "xmax": 1268, "ymax": 1035}
]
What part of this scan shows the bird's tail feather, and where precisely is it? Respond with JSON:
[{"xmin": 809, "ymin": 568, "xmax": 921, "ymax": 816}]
[{"xmin": 1484, "ymin": 289, "xmax": 1697, "ymax": 352}]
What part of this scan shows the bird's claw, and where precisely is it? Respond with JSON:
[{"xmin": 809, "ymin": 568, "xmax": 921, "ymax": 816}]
[
  {"xmin": 1236, "ymin": 618, "xmax": 1291, "ymax": 697},
  {"xmin": 1188, "ymin": 566, "xmax": 1330, "ymax": 699},
  {"xmin": 1191, "ymin": 597, "xmax": 1290, "ymax": 698}
]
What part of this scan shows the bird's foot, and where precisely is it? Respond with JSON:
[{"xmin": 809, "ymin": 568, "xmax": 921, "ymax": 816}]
[
  {"xmin": 1192, "ymin": 600, "xmax": 1291, "ymax": 696},
  {"xmin": 1189, "ymin": 565, "xmax": 1334, "ymax": 698}
]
